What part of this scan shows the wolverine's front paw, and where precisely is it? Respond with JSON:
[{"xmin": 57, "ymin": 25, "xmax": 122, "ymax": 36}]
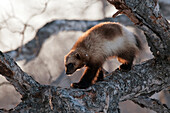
[{"xmin": 71, "ymin": 82, "xmax": 91, "ymax": 89}]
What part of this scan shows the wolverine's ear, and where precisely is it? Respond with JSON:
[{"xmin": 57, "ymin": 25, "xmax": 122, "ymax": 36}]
[{"xmin": 75, "ymin": 53, "xmax": 81, "ymax": 60}]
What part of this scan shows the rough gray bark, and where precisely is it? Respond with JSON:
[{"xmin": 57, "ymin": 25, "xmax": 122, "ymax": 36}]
[
  {"xmin": 0, "ymin": 0, "xmax": 170, "ymax": 113},
  {"xmin": 0, "ymin": 51, "xmax": 169, "ymax": 113}
]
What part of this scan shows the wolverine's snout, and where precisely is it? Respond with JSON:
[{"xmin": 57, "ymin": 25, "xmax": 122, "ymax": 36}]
[{"xmin": 65, "ymin": 63, "xmax": 75, "ymax": 75}]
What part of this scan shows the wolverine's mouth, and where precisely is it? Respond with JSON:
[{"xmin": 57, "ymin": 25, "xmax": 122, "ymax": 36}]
[
  {"xmin": 65, "ymin": 68, "xmax": 76, "ymax": 75},
  {"xmin": 66, "ymin": 71, "xmax": 73, "ymax": 75}
]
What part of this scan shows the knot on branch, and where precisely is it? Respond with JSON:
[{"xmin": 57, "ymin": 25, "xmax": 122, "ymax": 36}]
[
  {"xmin": 0, "ymin": 51, "xmax": 14, "ymax": 77},
  {"xmin": 0, "ymin": 61, "xmax": 14, "ymax": 77},
  {"xmin": 108, "ymin": 0, "xmax": 141, "ymax": 25}
]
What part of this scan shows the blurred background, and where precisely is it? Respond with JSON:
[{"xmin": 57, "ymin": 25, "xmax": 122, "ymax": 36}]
[{"xmin": 0, "ymin": 0, "xmax": 169, "ymax": 112}]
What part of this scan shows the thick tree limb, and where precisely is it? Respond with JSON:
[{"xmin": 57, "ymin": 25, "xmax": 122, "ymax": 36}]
[
  {"xmin": 0, "ymin": 51, "xmax": 41, "ymax": 96},
  {"xmin": 0, "ymin": 51, "xmax": 169, "ymax": 112}
]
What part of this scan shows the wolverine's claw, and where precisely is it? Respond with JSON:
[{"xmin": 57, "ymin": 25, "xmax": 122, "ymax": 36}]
[
  {"xmin": 119, "ymin": 64, "xmax": 132, "ymax": 71},
  {"xmin": 71, "ymin": 83, "xmax": 80, "ymax": 88},
  {"xmin": 71, "ymin": 82, "xmax": 91, "ymax": 89}
]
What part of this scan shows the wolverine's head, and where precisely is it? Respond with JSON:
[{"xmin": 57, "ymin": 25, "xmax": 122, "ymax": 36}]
[{"xmin": 64, "ymin": 50, "xmax": 86, "ymax": 75}]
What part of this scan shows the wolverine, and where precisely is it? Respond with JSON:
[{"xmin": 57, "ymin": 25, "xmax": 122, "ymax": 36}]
[{"xmin": 64, "ymin": 22, "xmax": 142, "ymax": 89}]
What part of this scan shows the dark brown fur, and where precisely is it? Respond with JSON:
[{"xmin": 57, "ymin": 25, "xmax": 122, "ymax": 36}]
[
  {"xmin": 95, "ymin": 24, "xmax": 123, "ymax": 40},
  {"xmin": 72, "ymin": 22, "xmax": 122, "ymax": 50}
]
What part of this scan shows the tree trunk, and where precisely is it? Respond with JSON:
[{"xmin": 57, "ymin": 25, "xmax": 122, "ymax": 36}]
[{"xmin": 0, "ymin": 0, "xmax": 169, "ymax": 113}]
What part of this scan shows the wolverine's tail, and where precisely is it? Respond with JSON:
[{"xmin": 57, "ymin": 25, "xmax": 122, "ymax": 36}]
[{"xmin": 134, "ymin": 34, "xmax": 143, "ymax": 50}]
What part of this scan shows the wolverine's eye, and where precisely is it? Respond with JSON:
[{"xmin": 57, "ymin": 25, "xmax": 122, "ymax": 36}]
[
  {"xmin": 75, "ymin": 53, "xmax": 81, "ymax": 60},
  {"xmin": 67, "ymin": 63, "xmax": 74, "ymax": 68}
]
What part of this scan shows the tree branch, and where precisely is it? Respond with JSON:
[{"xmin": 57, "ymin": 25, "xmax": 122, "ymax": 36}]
[
  {"xmin": 0, "ymin": 51, "xmax": 41, "ymax": 96},
  {"xmin": 131, "ymin": 96, "xmax": 170, "ymax": 113},
  {"xmin": 0, "ymin": 51, "xmax": 169, "ymax": 112}
]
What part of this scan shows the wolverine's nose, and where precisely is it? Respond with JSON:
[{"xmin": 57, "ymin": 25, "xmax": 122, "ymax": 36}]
[
  {"xmin": 67, "ymin": 63, "xmax": 74, "ymax": 69},
  {"xmin": 65, "ymin": 63, "xmax": 75, "ymax": 75}
]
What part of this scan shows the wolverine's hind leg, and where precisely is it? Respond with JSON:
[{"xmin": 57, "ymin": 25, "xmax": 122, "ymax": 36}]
[
  {"xmin": 118, "ymin": 57, "xmax": 133, "ymax": 71},
  {"xmin": 117, "ymin": 50, "xmax": 135, "ymax": 71}
]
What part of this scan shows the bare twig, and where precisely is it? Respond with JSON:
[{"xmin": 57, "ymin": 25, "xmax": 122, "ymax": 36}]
[
  {"xmin": 132, "ymin": 96, "xmax": 170, "ymax": 113},
  {"xmin": 112, "ymin": 10, "xmax": 123, "ymax": 18}
]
